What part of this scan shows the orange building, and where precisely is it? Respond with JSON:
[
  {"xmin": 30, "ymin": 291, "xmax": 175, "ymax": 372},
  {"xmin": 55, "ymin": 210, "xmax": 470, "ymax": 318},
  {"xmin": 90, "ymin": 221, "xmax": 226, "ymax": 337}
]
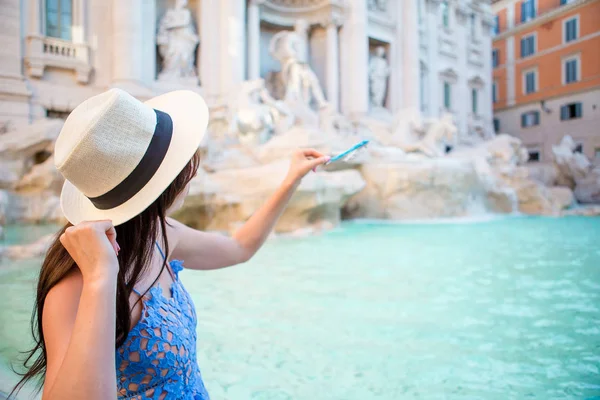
[{"xmin": 491, "ymin": 0, "xmax": 600, "ymax": 162}]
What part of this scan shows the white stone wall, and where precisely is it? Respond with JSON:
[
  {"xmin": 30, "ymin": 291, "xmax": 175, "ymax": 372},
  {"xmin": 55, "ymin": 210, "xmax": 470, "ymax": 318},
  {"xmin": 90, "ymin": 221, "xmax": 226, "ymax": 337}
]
[{"xmin": 418, "ymin": 0, "xmax": 494, "ymax": 137}]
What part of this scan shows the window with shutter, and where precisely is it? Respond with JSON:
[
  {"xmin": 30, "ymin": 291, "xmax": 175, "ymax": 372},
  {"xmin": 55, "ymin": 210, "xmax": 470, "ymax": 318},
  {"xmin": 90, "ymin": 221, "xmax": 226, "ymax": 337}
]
[
  {"xmin": 521, "ymin": 0, "xmax": 536, "ymax": 22},
  {"xmin": 525, "ymin": 71, "xmax": 536, "ymax": 94},
  {"xmin": 441, "ymin": 1, "xmax": 449, "ymax": 27},
  {"xmin": 561, "ymin": 102, "xmax": 583, "ymax": 120},
  {"xmin": 560, "ymin": 105, "xmax": 568, "ymax": 120},
  {"xmin": 564, "ymin": 58, "xmax": 579, "ymax": 84},
  {"xmin": 521, "ymin": 35, "xmax": 535, "ymax": 58},
  {"xmin": 444, "ymin": 82, "xmax": 451, "ymax": 109},
  {"xmin": 565, "ymin": 18, "xmax": 578, "ymax": 43},
  {"xmin": 521, "ymin": 111, "xmax": 540, "ymax": 127},
  {"xmin": 575, "ymin": 102, "xmax": 582, "ymax": 118}
]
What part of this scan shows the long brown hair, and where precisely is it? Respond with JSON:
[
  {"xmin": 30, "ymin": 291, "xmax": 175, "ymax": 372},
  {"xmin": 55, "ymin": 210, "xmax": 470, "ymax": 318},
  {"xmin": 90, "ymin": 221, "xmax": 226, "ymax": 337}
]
[{"xmin": 9, "ymin": 152, "xmax": 200, "ymax": 398}]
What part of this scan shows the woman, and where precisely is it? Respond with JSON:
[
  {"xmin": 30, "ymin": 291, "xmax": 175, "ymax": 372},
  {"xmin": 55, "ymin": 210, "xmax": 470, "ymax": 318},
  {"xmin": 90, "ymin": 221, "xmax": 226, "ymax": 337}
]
[{"xmin": 11, "ymin": 88, "xmax": 330, "ymax": 399}]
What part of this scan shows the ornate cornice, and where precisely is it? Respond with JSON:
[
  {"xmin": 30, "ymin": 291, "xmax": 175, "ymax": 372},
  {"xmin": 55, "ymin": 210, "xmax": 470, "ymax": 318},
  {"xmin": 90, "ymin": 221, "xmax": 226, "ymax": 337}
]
[
  {"xmin": 439, "ymin": 67, "xmax": 459, "ymax": 83},
  {"xmin": 261, "ymin": 0, "xmax": 348, "ymax": 27}
]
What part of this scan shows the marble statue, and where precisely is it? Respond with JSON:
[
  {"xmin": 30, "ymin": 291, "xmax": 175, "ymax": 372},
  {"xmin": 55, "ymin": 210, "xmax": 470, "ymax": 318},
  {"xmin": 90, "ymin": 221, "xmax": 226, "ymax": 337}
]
[
  {"xmin": 269, "ymin": 31, "xmax": 328, "ymax": 110},
  {"xmin": 390, "ymin": 107, "xmax": 427, "ymax": 147},
  {"xmin": 552, "ymin": 135, "xmax": 590, "ymax": 183},
  {"xmin": 368, "ymin": 46, "xmax": 390, "ymax": 109},
  {"xmin": 401, "ymin": 113, "xmax": 457, "ymax": 157},
  {"xmin": 156, "ymin": 0, "xmax": 199, "ymax": 82},
  {"xmin": 230, "ymin": 79, "xmax": 294, "ymax": 146},
  {"xmin": 552, "ymin": 135, "xmax": 600, "ymax": 204}
]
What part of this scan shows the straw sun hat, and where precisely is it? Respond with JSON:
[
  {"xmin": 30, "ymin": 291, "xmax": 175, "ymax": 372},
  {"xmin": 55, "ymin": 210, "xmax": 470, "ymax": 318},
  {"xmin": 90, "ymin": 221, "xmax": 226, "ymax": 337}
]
[{"xmin": 54, "ymin": 88, "xmax": 209, "ymax": 226}]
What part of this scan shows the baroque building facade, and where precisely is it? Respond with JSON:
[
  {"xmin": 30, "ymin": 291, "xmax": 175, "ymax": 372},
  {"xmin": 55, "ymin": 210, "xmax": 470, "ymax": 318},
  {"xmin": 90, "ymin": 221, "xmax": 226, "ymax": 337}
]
[{"xmin": 0, "ymin": 0, "xmax": 494, "ymax": 139}]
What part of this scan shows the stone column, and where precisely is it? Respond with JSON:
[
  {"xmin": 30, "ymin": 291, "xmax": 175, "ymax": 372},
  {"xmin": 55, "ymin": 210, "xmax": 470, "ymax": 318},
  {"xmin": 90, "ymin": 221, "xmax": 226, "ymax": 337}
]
[
  {"xmin": 200, "ymin": 0, "xmax": 246, "ymax": 104},
  {"xmin": 389, "ymin": 1, "xmax": 403, "ymax": 112},
  {"xmin": 481, "ymin": 19, "xmax": 494, "ymax": 137},
  {"xmin": 455, "ymin": 7, "xmax": 469, "ymax": 139},
  {"xmin": 247, "ymin": 0, "xmax": 261, "ymax": 80},
  {"xmin": 199, "ymin": 0, "xmax": 216, "ymax": 93},
  {"xmin": 339, "ymin": 0, "xmax": 369, "ymax": 119},
  {"xmin": 325, "ymin": 22, "xmax": 340, "ymax": 111},
  {"xmin": 28, "ymin": 0, "xmax": 42, "ymax": 36},
  {"xmin": 111, "ymin": 0, "xmax": 150, "ymax": 96},
  {"xmin": 506, "ymin": 36, "xmax": 515, "ymax": 106},
  {"xmin": 72, "ymin": 0, "xmax": 86, "ymax": 44},
  {"xmin": 141, "ymin": 0, "xmax": 156, "ymax": 86},
  {"xmin": 425, "ymin": 0, "xmax": 440, "ymax": 118},
  {"xmin": 402, "ymin": 0, "xmax": 420, "ymax": 111},
  {"xmin": 0, "ymin": 0, "xmax": 32, "ymax": 123}
]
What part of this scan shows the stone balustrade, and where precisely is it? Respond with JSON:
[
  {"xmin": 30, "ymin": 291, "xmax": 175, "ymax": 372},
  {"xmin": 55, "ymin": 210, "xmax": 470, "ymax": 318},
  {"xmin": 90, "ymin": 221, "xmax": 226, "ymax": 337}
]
[{"xmin": 25, "ymin": 35, "xmax": 92, "ymax": 84}]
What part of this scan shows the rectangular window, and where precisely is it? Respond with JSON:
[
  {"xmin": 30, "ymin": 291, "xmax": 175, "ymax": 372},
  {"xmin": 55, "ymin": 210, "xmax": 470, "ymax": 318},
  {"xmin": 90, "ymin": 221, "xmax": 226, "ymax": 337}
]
[
  {"xmin": 528, "ymin": 150, "xmax": 540, "ymax": 162},
  {"xmin": 470, "ymin": 14, "xmax": 476, "ymax": 37},
  {"xmin": 493, "ymin": 15, "xmax": 500, "ymax": 35},
  {"xmin": 521, "ymin": 0, "xmax": 536, "ymax": 22},
  {"xmin": 521, "ymin": 111, "xmax": 540, "ymax": 127},
  {"xmin": 520, "ymin": 34, "xmax": 536, "ymax": 58},
  {"xmin": 595, "ymin": 147, "xmax": 600, "ymax": 160},
  {"xmin": 492, "ymin": 82, "xmax": 498, "ymax": 104},
  {"xmin": 561, "ymin": 0, "xmax": 575, "ymax": 5},
  {"xmin": 471, "ymin": 89, "xmax": 478, "ymax": 114},
  {"xmin": 492, "ymin": 49, "xmax": 499, "ymax": 68},
  {"xmin": 493, "ymin": 118, "xmax": 500, "ymax": 133},
  {"xmin": 560, "ymin": 102, "xmax": 583, "ymax": 120},
  {"xmin": 564, "ymin": 17, "xmax": 578, "ymax": 43},
  {"xmin": 444, "ymin": 82, "xmax": 451, "ymax": 109},
  {"xmin": 46, "ymin": 0, "xmax": 72, "ymax": 40},
  {"xmin": 564, "ymin": 57, "xmax": 579, "ymax": 84},
  {"xmin": 524, "ymin": 70, "xmax": 537, "ymax": 94},
  {"xmin": 442, "ymin": 1, "xmax": 450, "ymax": 28}
]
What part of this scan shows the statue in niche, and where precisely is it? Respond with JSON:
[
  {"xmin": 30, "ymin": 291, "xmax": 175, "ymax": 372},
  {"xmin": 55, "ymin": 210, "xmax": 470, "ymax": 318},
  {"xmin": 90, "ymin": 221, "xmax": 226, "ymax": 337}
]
[
  {"xmin": 400, "ymin": 113, "xmax": 458, "ymax": 157},
  {"xmin": 269, "ymin": 31, "xmax": 328, "ymax": 111},
  {"xmin": 156, "ymin": 0, "xmax": 199, "ymax": 82},
  {"xmin": 368, "ymin": 46, "xmax": 390, "ymax": 110}
]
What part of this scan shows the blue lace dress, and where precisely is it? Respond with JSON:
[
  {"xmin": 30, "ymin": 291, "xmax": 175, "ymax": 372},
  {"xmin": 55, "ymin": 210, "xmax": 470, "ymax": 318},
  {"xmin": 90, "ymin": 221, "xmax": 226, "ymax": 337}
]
[{"xmin": 116, "ymin": 244, "xmax": 210, "ymax": 399}]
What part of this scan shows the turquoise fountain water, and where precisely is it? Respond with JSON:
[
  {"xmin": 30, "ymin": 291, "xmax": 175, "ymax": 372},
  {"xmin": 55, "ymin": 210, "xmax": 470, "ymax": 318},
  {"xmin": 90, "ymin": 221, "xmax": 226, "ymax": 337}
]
[{"xmin": 1, "ymin": 217, "xmax": 599, "ymax": 399}]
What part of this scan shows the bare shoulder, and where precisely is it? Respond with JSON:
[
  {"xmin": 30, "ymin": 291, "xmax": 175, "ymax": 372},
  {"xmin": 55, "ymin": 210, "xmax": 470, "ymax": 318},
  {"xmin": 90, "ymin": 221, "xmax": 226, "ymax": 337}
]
[
  {"xmin": 43, "ymin": 268, "xmax": 83, "ymax": 330},
  {"xmin": 166, "ymin": 217, "xmax": 189, "ymax": 244}
]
